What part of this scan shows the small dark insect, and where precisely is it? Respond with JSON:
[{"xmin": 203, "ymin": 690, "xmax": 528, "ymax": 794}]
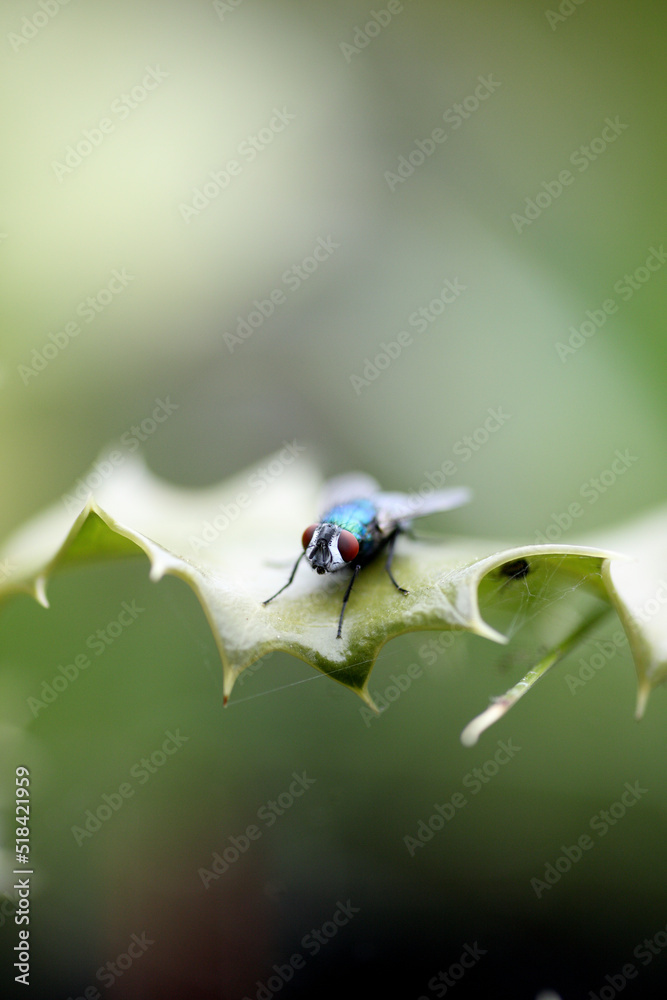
[
  {"xmin": 499, "ymin": 558, "xmax": 530, "ymax": 581},
  {"xmin": 263, "ymin": 473, "xmax": 471, "ymax": 638}
]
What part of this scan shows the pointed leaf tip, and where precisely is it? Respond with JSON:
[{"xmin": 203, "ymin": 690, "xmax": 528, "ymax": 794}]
[{"xmin": 460, "ymin": 701, "xmax": 508, "ymax": 747}]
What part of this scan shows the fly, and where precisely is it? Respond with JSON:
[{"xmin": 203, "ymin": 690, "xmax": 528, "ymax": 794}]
[{"xmin": 263, "ymin": 473, "xmax": 471, "ymax": 638}]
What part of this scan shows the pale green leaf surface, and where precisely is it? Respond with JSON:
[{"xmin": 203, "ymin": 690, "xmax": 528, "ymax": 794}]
[
  {"xmin": 0, "ymin": 451, "xmax": 629, "ymax": 728},
  {"xmin": 588, "ymin": 508, "xmax": 667, "ymax": 716}
]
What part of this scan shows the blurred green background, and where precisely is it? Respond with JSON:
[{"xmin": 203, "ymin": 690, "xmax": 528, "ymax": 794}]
[{"xmin": 1, "ymin": 0, "xmax": 667, "ymax": 997}]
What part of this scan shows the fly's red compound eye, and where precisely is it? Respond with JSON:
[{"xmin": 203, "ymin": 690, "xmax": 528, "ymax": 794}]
[
  {"xmin": 302, "ymin": 524, "xmax": 318, "ymax": 550},
  {"xmin": 337, "ymin": 530, "xmax": 360, "ymax": 563}
]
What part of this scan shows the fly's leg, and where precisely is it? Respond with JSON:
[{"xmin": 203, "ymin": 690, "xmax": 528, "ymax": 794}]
[
  {"xmin": 385, "ymin": 530, "xmax": 408, "ymax": 595},
  {"xmin": 337, "ymin": 563, "xmax": 361, "ymax": 638},
  {"xmin": 263, "ymin": 552, "xmax": 305, "ymax": 605}
]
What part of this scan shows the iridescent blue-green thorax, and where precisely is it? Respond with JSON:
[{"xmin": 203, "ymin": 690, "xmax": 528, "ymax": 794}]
[
  {"xmin": 321, "ymin": 499, "xmax": 379, "ymax": 561},
  {"xmin": 263, "ymin": 474, "xmax": 471, "ymax": 638}
]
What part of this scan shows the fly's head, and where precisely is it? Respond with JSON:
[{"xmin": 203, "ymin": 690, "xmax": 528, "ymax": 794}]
[{"xmin": 302, "ymin": 523, "xmax": 360, "ymax": 574}]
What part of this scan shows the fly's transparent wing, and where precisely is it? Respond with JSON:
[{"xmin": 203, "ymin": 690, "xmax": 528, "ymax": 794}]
[
  {"xmin": 319, "ymin": 472, "xmax": 381, "ymax": 512},
  {"xmin": 374, "ymin": 486, "xmax": 472, "ymax": 532}
]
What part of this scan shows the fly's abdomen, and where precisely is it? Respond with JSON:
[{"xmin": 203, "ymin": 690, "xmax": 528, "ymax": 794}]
[{"xmin": 321, "ymin": 499, "xmax": 380, "ymax": 561}]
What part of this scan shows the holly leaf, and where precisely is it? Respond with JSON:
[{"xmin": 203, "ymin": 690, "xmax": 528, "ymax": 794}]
[{"xmin": 0, "ymin": 450, "xmax": 662, "ymax": 739}]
